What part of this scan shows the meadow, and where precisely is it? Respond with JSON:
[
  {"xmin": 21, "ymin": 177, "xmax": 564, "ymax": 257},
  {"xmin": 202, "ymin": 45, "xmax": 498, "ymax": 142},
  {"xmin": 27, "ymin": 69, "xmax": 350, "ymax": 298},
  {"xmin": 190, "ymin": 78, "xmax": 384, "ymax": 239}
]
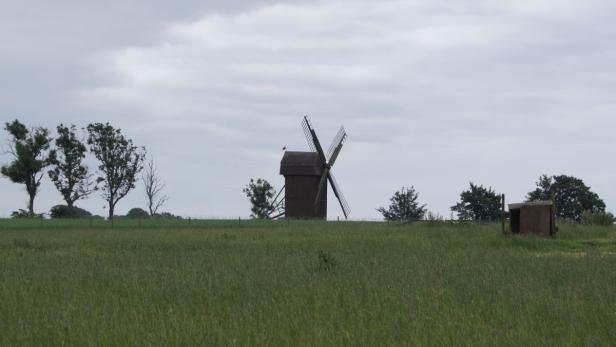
[{"xmin": 1, "ymin": 219, "xmax": 615, "ymax": 346}]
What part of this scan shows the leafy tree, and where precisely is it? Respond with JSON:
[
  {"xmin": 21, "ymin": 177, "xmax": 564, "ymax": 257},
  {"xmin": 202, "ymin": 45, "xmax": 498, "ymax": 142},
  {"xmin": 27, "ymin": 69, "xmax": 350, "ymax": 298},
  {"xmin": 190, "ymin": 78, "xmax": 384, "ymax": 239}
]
[
  {"xmin": 50, "ymin": 205, "xmax": 92, "ymax": 219},
  {"xmin": 126, "ymin": 207, "xmax": 149, "ymax": 219},
  {"xmin": 527, "ymin": 174, "xmax": 605, "ymax": 221},
  {"xmin": 451, "ymin": 182, "xmax": 501, "ymax": 221},
  {"xmin": 48, "ymin": 124, "xmax": 95, "ymax": 207},
  {"xmin": 377, "ymin": 186, "xmax": 426, "ymax": 221},
  {"xmin": 1, "ymin": 120, "xmax": 54, "ymax": 215},
  {"xmin": 87, "ymin": 123, "xmax": 146, "ymax": 220},
  {"xmin": 142, "ymin": 157, "xmax": 169, "ymax": 217},
  {"xmin": 243, "ymin": 178, "xmax": 276, "ymax": 219}
]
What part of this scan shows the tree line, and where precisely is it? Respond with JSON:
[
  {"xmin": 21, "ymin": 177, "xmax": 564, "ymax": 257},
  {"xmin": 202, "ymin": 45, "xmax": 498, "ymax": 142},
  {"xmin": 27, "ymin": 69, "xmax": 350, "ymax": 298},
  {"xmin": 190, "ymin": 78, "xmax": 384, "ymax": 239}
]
[
  {"xmin": 1, "ymin": 120, "xmax": 169, "ymax": 220},
  {"xmin": 244, "ymin": 176, "xmax": 613, "ymax": 225}
]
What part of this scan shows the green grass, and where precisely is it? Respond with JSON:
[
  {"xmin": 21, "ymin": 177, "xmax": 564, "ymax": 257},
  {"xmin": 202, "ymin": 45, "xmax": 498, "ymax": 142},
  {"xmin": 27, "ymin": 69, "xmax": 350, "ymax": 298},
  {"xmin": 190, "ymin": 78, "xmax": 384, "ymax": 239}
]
[{"xmin": 1, "ymin": 220, "xmax": 615, "ymax": 346}]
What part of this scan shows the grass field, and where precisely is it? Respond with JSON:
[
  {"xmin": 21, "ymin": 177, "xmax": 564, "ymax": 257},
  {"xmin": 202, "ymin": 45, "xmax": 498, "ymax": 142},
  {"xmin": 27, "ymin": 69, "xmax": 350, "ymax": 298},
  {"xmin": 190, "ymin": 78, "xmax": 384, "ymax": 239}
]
[{"xmin": 1, "ymin": 220, "xmax": 615, "ymax": 346}]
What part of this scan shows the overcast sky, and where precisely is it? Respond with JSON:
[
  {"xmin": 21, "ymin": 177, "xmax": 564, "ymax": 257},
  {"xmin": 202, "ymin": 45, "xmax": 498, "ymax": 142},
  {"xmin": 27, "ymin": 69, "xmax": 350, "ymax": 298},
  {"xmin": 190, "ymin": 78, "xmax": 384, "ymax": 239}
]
[{"xmin": 1, "ymin": 0, "xmax": 615, "ymax": 219}]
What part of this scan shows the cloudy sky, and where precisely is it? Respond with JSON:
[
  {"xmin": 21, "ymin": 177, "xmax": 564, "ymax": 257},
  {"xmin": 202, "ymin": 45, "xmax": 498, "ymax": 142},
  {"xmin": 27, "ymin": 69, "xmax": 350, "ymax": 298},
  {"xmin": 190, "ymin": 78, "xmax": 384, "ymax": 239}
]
[{"xmin": 1, "ymin": 0, "xmax": 615, "ymax": 219}]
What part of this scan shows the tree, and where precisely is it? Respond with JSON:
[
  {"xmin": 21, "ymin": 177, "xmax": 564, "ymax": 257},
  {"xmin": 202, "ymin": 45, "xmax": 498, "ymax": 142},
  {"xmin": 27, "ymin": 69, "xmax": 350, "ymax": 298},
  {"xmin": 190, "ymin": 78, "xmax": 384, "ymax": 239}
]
[
  {"xmin": 527, "ymin": 174, "xmax": 605, "ymax": 221},
  {"xmin": 126, "ymin": 207, "xmax": 149, "ymax": 219},
  {"xmin": 48, "ymin": 124, "xmax": 95, "ymax": 207},
  {"xmin": 50, "ymin": 205, "xmax": 92, "ymax": 219},
  {"xmin": 87, "ymin": 123, "xmax": 145, "ymax": 220},
  {"xmin": 243, "ymin": 178, "xmax": 276, "ymax": 219},
  {"xmin": 142, "ymin": 157, "xmax": 169, "ymax": 217},
  {"xmin": 377, "ymin": 186, "xmax": 426, "ymax": 221},
  {"xmin": 451, "ymin": 182, "xmax": 501, "ymax": 221},
  {"xmin": 1, "ymin": 120, "xmax": 54, "ymax": 215}
]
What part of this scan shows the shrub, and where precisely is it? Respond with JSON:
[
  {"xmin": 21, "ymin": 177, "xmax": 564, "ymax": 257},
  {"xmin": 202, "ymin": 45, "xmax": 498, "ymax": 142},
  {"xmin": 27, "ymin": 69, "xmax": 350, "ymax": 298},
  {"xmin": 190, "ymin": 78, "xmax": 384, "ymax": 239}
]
[
  {"xmin": 153, "ymin": 212, "xmax": 183, "ymax": 219},
  {"xmin": 50, "ymin": 205, "xmax": 93, "ymax": 219},
  {"xmin": 377, "ymin": 186, "xmax": 427, "ymax": 222},
  {"xmin": 11, "ymin": 209, "xmax": 44, "ymax": 219},
  {"xmin": 581, "ymin": 210, "xmax": 614, "ymax": 226},
  {"xmin": 126, "ymin": 208, "xmax": 150, "ymax": 219},
  {"xmin": 317, "ymin": 250, "xmax": 337, "ymax": 271},
  {"xmin": 424, "ymin": 211, "xmax": 445, "ymax": 222}
]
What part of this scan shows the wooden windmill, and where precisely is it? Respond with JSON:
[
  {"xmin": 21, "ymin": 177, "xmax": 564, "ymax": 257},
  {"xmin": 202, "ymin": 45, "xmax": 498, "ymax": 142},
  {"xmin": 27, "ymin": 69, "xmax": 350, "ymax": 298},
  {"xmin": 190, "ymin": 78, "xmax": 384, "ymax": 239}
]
[{"xmin": 271, "ymin": 116, "xmax": 350, "ymax": 219}]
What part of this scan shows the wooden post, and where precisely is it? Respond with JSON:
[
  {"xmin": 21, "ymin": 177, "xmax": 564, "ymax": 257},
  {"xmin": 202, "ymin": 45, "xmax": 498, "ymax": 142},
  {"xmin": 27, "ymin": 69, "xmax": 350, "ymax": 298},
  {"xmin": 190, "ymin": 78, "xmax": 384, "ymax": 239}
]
[{"xmin": 501, "ymin": 194, "xmax": 506, "ymax": 234}]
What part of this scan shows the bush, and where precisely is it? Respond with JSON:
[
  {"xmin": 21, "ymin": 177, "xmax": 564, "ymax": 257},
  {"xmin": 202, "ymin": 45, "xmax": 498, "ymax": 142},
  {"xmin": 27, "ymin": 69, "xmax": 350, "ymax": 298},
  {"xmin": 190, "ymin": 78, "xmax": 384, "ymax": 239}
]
[
  {"xmin": 11, "ymin": 209, "xmax": 44, "ymax": 219},
  {"xmin": 424, "ymin": 211, "xmax": 445, "ymax": 223},
  {"xmin": 153, "ymin": 212, "xmax": 182, "ymax": 219},
  {"xmin": 377, "ymin": 186, "xmax": 427, "ymax": 222},
  {"xmin": 126, "ymin": 208, "xmax": 150, "ymax": 219},
  {"xmin": 581, "ymin": 210, "xmax": 614, "ymax": 226},
  {"xmin": 50, "ymin": 205, "xmax": 93, "ymax": 219},
  {"xmin": 317, "ymin": 250, "xmax": 337, "ymax": 271}
]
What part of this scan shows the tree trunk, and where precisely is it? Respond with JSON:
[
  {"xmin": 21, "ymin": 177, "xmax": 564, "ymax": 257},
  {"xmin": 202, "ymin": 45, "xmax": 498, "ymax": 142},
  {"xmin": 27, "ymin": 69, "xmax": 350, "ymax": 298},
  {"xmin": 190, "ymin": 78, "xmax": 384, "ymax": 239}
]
[
  {"xmin": 108, "ymin": 202, "xmax": 114, "ymax": 220},
  {"xmin": 28, "ymin": 194, "xmax": 35, "ymax": 215}
]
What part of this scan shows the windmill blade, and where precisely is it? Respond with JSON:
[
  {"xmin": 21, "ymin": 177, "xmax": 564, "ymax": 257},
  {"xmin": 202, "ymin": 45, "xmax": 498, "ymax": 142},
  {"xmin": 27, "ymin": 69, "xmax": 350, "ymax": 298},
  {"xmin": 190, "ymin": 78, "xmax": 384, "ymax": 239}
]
[
  {"xmin": 328, "ymin": 172, "xmax": 350, "ymax": 219},
  {"xmin": 301, "ymin": 117, "xmax": 317, "ymax": 152},
  {"xmin": 326, "ymin": 126, "xmax": 346, "ymax": 164},
  {"xmin": 314, "ymin": 167, "xmax": 329, "ymax": 205},
  {"xmin": 326, "ymin": 127, "xmax": 346, "ymax": 167},
  {"xmin": 302, "ymin": 116, "xmax": 327, "ymax": 162}
]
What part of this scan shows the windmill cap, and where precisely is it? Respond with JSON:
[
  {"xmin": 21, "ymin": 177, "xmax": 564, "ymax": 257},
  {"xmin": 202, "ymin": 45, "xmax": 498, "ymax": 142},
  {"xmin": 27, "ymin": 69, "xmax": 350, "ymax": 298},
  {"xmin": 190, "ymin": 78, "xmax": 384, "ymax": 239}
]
[{"xmin": 280, "ymin": 151, "xmax": 325, "ymax": 176}]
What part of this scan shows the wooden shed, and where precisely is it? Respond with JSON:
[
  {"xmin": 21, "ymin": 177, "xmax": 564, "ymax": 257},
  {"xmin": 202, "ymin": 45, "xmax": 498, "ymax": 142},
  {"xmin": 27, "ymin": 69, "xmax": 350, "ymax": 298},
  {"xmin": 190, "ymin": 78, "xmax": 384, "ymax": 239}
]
[
  {"xmin": 279, "ymin": 151, "xmax": 327, "ymax": 219},
  {"xmin": 508, "ymin": 201, "xmax": 557, "ymax": 237}
]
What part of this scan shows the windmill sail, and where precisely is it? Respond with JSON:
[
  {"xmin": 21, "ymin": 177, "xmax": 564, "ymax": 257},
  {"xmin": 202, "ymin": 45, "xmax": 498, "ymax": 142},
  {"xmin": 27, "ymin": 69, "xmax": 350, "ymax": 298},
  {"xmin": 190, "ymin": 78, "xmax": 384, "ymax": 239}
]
[
  {"xmin": 326, "ymin": 126, "xmax": 346, "ymax": 163},
  {"xmin": 301, "ymin": 116, "xmax": 317, "ymax": 152},
  {"xmin": 329, "ymin": 172, "xmax": 350, "ymax": 219}
]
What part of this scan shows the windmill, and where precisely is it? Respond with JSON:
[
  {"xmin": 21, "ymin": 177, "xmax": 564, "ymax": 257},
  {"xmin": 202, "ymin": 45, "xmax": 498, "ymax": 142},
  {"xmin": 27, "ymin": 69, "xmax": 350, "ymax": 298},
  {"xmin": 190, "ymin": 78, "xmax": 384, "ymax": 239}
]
[{"xmin": 271, "ymin": 116, "xmax": 350, "ymax": 219}]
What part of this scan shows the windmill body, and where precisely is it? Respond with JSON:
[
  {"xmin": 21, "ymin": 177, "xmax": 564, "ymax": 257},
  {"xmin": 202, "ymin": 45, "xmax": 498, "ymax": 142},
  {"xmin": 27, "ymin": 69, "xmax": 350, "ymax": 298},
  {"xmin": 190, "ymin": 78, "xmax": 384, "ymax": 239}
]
[
  {"xmin": 273, "ymin": 116, "xmax": 350, "ymax": 220},
  {"xmin": 280, "ymin": 151, "xmax": 328, "ymax": 219}
]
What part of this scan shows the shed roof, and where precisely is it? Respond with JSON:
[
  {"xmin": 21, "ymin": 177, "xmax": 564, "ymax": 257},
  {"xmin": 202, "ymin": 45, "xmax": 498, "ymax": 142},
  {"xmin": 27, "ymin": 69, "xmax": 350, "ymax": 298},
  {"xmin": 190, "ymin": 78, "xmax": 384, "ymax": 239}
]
[
  {"xmin": 280, "ymin": 151, "xmax": 324, "ymax": 176},
  {"xmin": 509, "ymin": 200, "xmax": 553, "ymax": 210}
]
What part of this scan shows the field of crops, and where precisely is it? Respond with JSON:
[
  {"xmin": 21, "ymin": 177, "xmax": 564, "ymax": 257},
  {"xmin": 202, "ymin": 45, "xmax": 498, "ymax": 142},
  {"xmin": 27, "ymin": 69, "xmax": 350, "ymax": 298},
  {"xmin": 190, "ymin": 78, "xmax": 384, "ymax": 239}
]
[{"xmin": 1, "ymin": 220, "xmax": 615, "ymax": 346}]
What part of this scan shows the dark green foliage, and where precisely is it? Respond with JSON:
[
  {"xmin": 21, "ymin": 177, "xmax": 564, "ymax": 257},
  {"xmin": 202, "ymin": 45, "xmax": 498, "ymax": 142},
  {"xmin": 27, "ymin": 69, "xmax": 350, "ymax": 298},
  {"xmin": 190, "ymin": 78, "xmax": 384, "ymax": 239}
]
[
  {"xmin": 49, "ymin": 205, "xmax": 93, "ymax": 219},
  {"xmin": 153, "ymin": 212, "xmax": 182, "ymax": 219},
  {"xmin": 48, "ymin": 124, "xmax": 94, "ymax": 207},
  {"xmin": 317, "ymin": 250, "xmax": 337, "ymax": 271},
  {"xmin": 451, "ymin": 182, "xmax": 501, "ymax": 221},
  {"xmin": 581, "ymin": 210, "xmax": 614, "ymax": 226},
  {"xmin": 527, "ymin": 174, "xmax": 605, "ymax": 222},
  {"xmin": 243, "ymin": 178, "xmax": 276, "ymax": 219},
  {"xmin": 1, "ymin": 120, "xmax": 54, "ymax": 215},
  {"xmin": 377, "ymin": 186, "xmax": 426, "ymax": 221},
  {"xmin": 10, "ymin": 209, "xmax": 44, "ymax": 219},
  {"xmin": 87, "ymin": 123, "xmax": 146, "ymax": 220},
  {"xmin": 126, "ymin": 208, "xmax": 150, "ymax": 219}
]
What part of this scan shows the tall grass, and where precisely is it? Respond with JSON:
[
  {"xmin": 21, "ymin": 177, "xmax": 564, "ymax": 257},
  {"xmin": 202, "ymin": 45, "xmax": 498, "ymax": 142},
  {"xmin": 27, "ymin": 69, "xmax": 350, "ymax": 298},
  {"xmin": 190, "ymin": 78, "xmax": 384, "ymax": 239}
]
[{"xmin": 0, "ymin": 221, "xmax": 614, "ymax": 346}]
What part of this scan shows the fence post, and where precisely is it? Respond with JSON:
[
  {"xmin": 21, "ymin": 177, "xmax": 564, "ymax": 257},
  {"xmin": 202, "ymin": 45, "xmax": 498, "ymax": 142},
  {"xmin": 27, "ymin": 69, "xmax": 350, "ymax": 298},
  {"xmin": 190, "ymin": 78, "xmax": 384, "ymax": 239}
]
[
  {"xmin": 501, "ymin": 194, "xmax": 506, "ymax": 234},
  {"xmin": 238, "ymin": 217, "xmax": 241, "ymax": 227}
]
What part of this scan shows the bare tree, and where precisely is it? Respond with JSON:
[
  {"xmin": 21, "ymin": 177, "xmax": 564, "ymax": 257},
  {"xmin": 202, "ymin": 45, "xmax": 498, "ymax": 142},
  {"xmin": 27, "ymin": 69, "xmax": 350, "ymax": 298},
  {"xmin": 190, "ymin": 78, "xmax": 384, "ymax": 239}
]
[{"xmin": 142, "ymin": 157, "xmax": 169, "ymax": 217}]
